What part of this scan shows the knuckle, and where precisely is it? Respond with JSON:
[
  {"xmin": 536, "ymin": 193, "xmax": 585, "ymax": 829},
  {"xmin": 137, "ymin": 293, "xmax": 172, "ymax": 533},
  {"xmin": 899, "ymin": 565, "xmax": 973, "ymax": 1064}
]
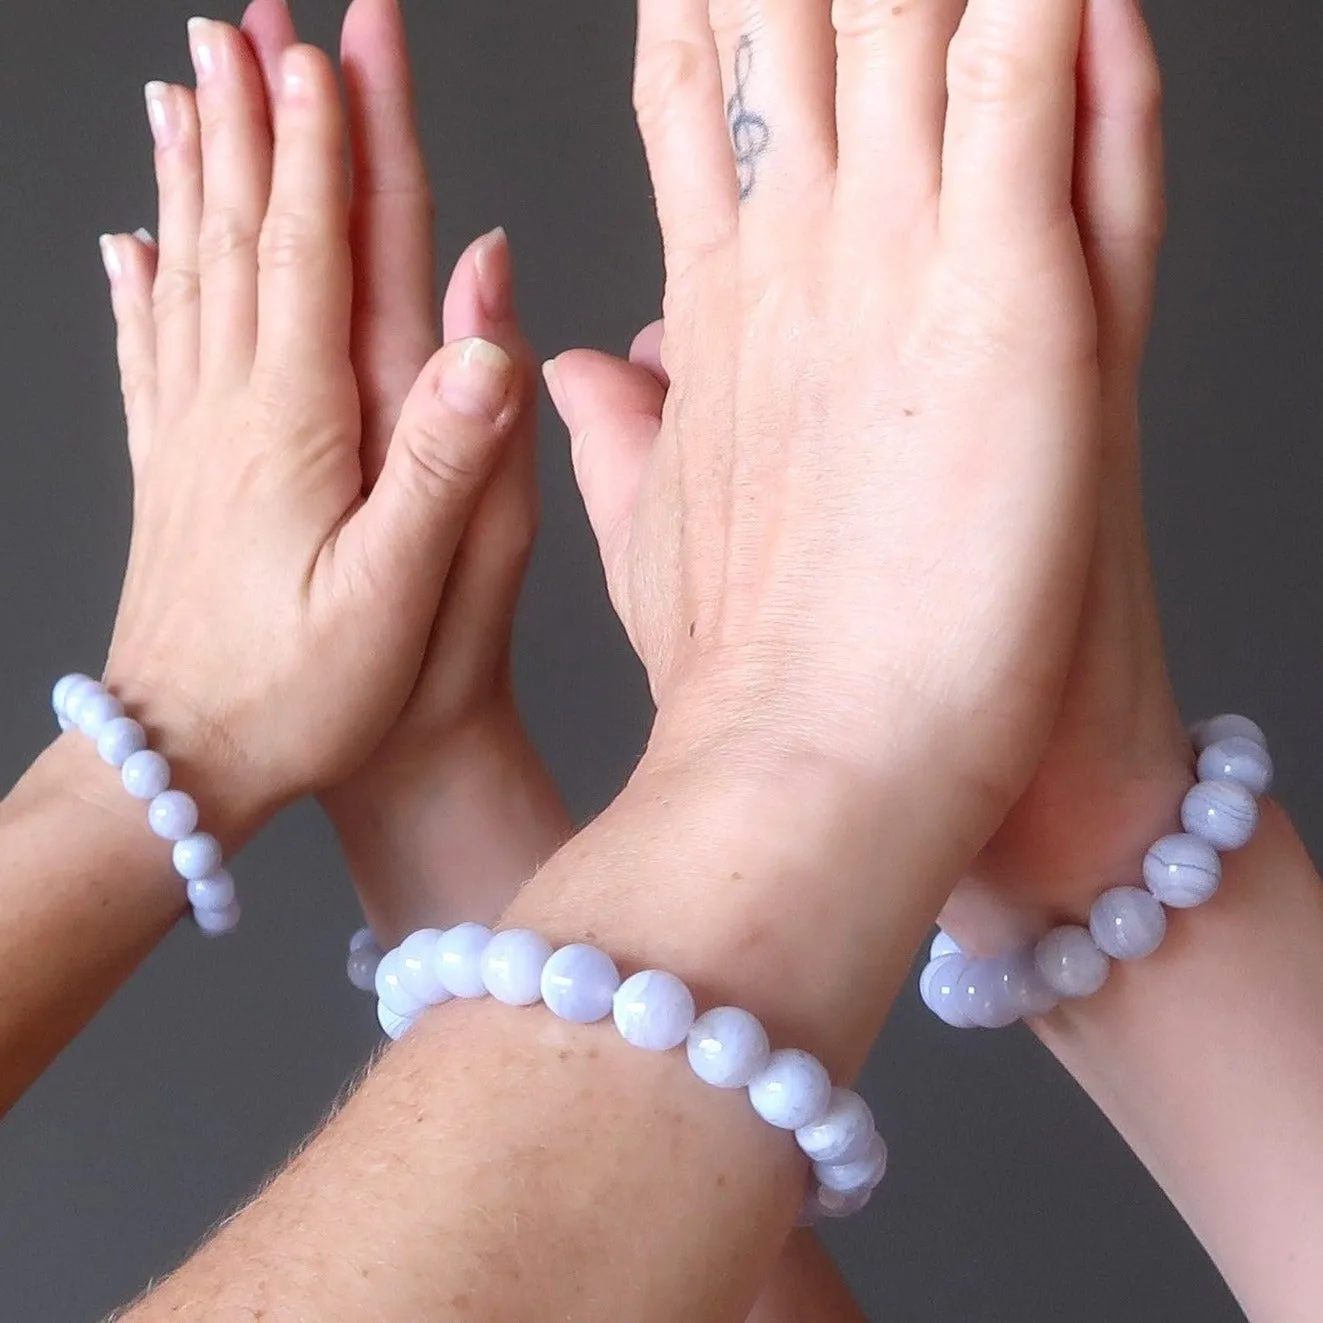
[
  {"xmin": 258, "ymin": 210, "xmax": 326, "ymax": 270},
  {"xmin": 198, "ymin": 207, "xmax": 260, "ymax": 270},
  {"xmin": 830, "ymin": 0, "xmax": 894, "ymax": 40},
  {"xmin": 633, "ymin": 38, "xmax": 712, "ymax": 134},
  {"xmin": 400, "ymin": 415, "xmax": 487, "ymax": 500},
  {"xmin": 946, "ymin": 29, "xmax": 1037, "ymax": 106},
  {"xmin": 152, "ymin": 264, "xmax": 200, "ymax": 321}
]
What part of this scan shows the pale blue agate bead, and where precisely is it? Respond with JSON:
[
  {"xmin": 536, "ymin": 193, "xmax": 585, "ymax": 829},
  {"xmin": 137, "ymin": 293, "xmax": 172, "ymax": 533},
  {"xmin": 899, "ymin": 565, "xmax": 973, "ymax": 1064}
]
[
  {"xmin": 148, "ymin": 790, "xmax": 199, "ymax": 841},
  {"xmin": 1089, "ymin": 886, "xmax": 1167, "ymax": 961},
  {"xmin": 122, "ymin": 750, "xmax": 171, "ymax": 800},
  {"xmin": 397, "ymin": 929, "xmax": 452, "ymax": 1005},
  {"xmin": 376, "ymin": 949, "xmax": 426, "ymax": 1018},
  {"xmin": 187, "ymin": 870, "xmax": 236, "ymax": 913},
  {"xmin": 795, "ymin": 1088, "xmax": 875, "ymax": 1164},
  {"xmin": 686, "ymin": 1007, "xmax": 771, "ymax": 1089},
  {"xmin": 481, "ymin": 929, "xmax": 553, "ymax": 1006},
  {"xmin": 195, "ymin": 900, "xmax": 241, "ymax": 936},
  {"xmin": 1143, "ymin": 833, "xmax": 1222, "ymax": 908},
  {"xmin": 347, "ymin": 940, "xmax": 383, "ymax": 993},
  {"xmin": 96, "ymin": 716, "xmax": 147, "ymax": 768},
  {"xmin": 1192, "ymin": 714, "xmax": 1267, "ymax": 754},
  {"xmin": 815, "ymin": 1186, "xmax": 874, "ymax": 1219},
  {"xmin": 1035, "ymin": 926, "xmax": 1110, "ymax": 999},
  {"xmin": 349, "ymin": 927, "xmax": 376, "ymax": 954},
  {"xmin": 929, "ymin": 929, "xmax": 962, "ymax": 961},
  {"xmin": 954, "ymin": 958, "xmax": 1021, "ymax": 1029},
  {"xmin": 1182, "ymin": 778, "xmax": 1258, "ymax": 851},
  {"xmin": 613, "ymin": 970, "xmax": 696, "ymax": 1051},
  {"xmin": 76, "ymin": 691, "xmax": 124, "ymax": 740},
  {"xmin": 63, "ymin": 679, "xmax": 105, "ymax": 725},
  {"xmin": 919, "ymin": 954, "xmax": 975, "ymax": 1027},
  {"xmin": 377, "ymin": 1001, "xmax": 414, "ymax": 1041},
  {"xmin": 993, "ymin": 949, "xmax": 1060, "ymax": 1019},
  {"xmin": 173, "ymin": 833, "xmax": 223, "ymax": 882},
  {"xmin": 1198, "ymin": 736, "xmax": 1274, "ymax": 797},
  {"xmin": 748, "ymin": 1049, "xmax": 832, "ymax": 1131},
  {"xmin": 815, "ymin": 1131, "xmax": 888, "ymax": 1195},
  {"xmin": 435, "ymin": 923, "xmax": 493, "ymax": 999},
  {"xmin": 540, "ymin": 943, "xmax": 621, "ymax": 1023},
  {"xmin": 53, "ymin": 673, "xmax": 93, "ymax": 717}
]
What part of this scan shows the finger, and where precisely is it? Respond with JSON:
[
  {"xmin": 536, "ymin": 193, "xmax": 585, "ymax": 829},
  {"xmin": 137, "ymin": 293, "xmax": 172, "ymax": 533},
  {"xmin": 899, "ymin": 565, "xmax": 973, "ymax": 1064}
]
[
  {"xmin": 629, "ymin": 319, "xmax": 669, "ymax": 387},
  {"xmin": 256, "ymin": 46, "xmax": 353, "ymax": 377},
  {"xmin": 145, "ymin": 81, "xmax": 202, "ymax": 413},
  {"xmin": 545, "ymin": 349, "xmax": 663, "ymax": 582},
  {"xmin": 240, "ymin": 0, "xmax": 298, "ymax": 102},
  {"xmin": 1076, "ymin": 0, "xmax": 1165, "ymax": 376},
  {"xmin": 633, "ymin": 0, "xmax": 738, "ymax": 277},
  {"xmin": 337, "ymin": 338, "xmax": 519, "ymax": 603},
  {"xmin": 100, "ymin": 233, "xmax": 160, "ymax": 470},
  {"xmin": 939, "ymin": 0, "xmax": 1088, "ymax": 251},
  {"xmin": 707, "ymin": 1, "xmax": 838, "ymax": 209},
  {"xmin": 342, "ymin": 0, "xmax": 438, "ymax": 478},
  {"xmin": 189, "ymin": 19, "xmax": 273, "ymax": 379},
  {"xmin": 832, "ymin": 0, "xmax": 965, "ymax": 225}
]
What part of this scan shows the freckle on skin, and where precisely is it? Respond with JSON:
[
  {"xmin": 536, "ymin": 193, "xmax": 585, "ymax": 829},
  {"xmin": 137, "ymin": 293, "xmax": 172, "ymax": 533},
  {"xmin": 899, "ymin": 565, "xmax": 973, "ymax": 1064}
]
[
  {"xmin": 717, "ymin": 1173, "xmax": 728, "ymax": 1187},
  {"xmin": 688, "ymin": 620, "xmax": 697, "ymax": 638},
  {"xmin": 558, "ymin": 1048, "xmax": 572, "ymax": 1062}
]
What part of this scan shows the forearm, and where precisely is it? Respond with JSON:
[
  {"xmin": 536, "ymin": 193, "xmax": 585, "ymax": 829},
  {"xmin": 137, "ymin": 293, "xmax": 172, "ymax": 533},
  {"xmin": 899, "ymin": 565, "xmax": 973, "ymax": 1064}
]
[
  {"xmin": 125, "ymin": 737, "xmax": 988, "ymax": 1322},
  {"xmin": 1036, "ymin": 800, "xmax": 1323, "ymax": 1322}
]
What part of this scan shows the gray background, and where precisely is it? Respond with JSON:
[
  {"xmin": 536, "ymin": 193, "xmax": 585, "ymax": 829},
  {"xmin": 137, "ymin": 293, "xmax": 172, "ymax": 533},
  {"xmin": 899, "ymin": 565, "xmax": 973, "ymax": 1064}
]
[{"xmin": 0, "ymin": 1, "xmax": 1318, "ymax": 1319}]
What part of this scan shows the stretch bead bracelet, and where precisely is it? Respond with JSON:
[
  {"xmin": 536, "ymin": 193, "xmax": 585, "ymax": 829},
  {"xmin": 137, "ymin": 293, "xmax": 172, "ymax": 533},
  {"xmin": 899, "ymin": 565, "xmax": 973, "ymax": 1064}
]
[
  {"xmin": 918, "ymin": 714, "xmax": 1271, "ymax": 1029},
  {"xmin": 345, "ymin": 927, "xmax": 886, "ymax": 1222},
  {"xmin": 51, "ymin": 673, "xmax": 241, "ymax": 935}
]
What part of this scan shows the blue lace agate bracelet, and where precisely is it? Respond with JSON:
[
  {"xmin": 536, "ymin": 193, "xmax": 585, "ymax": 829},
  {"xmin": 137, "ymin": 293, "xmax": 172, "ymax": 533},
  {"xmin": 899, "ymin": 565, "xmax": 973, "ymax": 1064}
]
[
  {"xmin": 346, "ymin": 926, "xmax": 886, "ymax": 1223},
  {"xmin": 919, "ymin": 714, "xmax": 1272, "ymax": 1029},
  {"xmin": 52, "ymin": 673, "xmax": 241, "ymax": 935}
]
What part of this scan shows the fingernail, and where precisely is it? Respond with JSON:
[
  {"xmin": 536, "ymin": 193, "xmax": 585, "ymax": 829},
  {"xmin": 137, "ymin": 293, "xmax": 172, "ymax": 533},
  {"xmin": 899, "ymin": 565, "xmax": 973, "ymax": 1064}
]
[
  {"xmin": 281, "ymin": 47, "xmax": 313, "ymax": 101},
  {"xmin": 144, "ymin": 82, "xmax": 174, "ymax": 147},
  {"xmin": 474, "ymin": 227, "xmax": 514, "ymax": 323},
  {"xmin": 439, "ymin": 338, "xmax": 515, "ymax": 422},
  {"xmin": 100, "ymin": 235, "xmax": 123, "ymax": 282},
  {"xmin": 542, "ymin": 360, "xmax": 574, "ymax": 431},
  {"xmin": 133, "ymin": 228, "xmax": 157, "ymax": 247},
  {"xmin": 188, "ymin": 18, "xmax": 220, "ymax": 83}
]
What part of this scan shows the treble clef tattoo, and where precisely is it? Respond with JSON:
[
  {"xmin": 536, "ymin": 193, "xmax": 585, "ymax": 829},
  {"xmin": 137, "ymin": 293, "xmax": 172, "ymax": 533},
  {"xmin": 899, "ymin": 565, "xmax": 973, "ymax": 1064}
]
[{"xmin": 727, "ymin": 36, "xmax": 770, "ymax": 203}]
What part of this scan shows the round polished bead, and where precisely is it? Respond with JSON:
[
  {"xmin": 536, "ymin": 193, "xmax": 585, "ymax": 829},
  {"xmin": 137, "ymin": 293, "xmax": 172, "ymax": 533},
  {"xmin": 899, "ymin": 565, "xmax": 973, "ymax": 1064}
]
[
  {"xmin": 195, "ymin": 900, "xmax": 241, "ymax": 936},
  {"xmin": 76, "ymin": 691, "xmax": 125, "ymax": 740},
  {"xmin": 919, "ymin": 954, "xmax": 976, "ymax": 1028},
  {"xmin": 434, "ymin": 923, "xmax": 493, "ymax": 999},
  {"xmin": 148, "ymin": 790, "xmax": 199, "ymax": 841},
  {"xmin": 815, "ymin": 1131, "xmax": 888, "ymax": 1195},
  {"xmin": 1198, "ymin": 736, "xmax": 1274, "ymax": 797},
  {"xmin": 816, "ymin": 1185, "xmax": 874, "ymax": 1219},
  {"xmin": 481, "ymin": 929, "xmax": 554, "ymax": 1006},
  {"xmin": 1182, "ymin": 778, "xmax": 1259, "ymax": 851},
  {"xmin": 954, "ymin": 957, "xmax": 1021, "ymax": 1029},
  {"xmin": 63, "ymin": 679, "xmax": 105, "ymax": 725},
  {"xmin": 748, "ymin": 1049, "xmax": 832, "ymax": 1131},
  {"xmin": 122, "ymin": 750, "xmax": 171, "ymax": 800},
  {"xmin": 173, "ymin": 832, "xmax": 223, "ymax": 882},
  {"xmin": 686, "ymin": 1007, "xmax": 771, "ymax": 1089},
  {"xmin": 396, "ymin": 929, "xmax": 451, "ymax": 1005},
  {"xmin": 347, "ymin": 942, "xmax": 384, "ymax": 993},
  {"xmin": 1191, "ymin": 714, "xmax": 1267, "ymax": 755},
  {"xmin": 795, "ymin": 1088, "xmax": 875, "ymax": 1165},
  {"xmin": 377, "ymin": 1001, "xmax": 414, "ymax": 1041},
  {"xmin": 349, "ymin": 926, "xmax": 377, "ymax": 954},
  {"xmin": 58, "ymin": 715, "xmax": 76, "ymax": 732},
  {"xmin": 53, "ymin": 673, "xmax": 94, "ymax": 717},
  {"xmin": 993, "ymin": 948, "xmax": 1060, "ymax": 1019},
  {"xmin": 187, "ymin": 870, "xmax": 236, "ymax": 913},
  {"xmin": 1035, "ymin": 926, "xmax": 1110, "ymax": 999},
  {"xmin": 929, "ymin": 929, "xmax": 962, "ymax": 961},
  {"xmin": 540, "ymin": 943, "xmax": 621, "ymax": 1024},
  {"xmin": 96, "ymin": 716, "xmax": 147, "ymax": 768},
  {"xmin": 1143, "ymin": 833, "xmax": 1222, "ymax": 909},
  {"xmin": 1089, "ymin": 886, "xmax": 1167, "ymax": 961},
  {"xmin": 375, "ymin": 950, "xmax": 426, "ymax": 1018},
  {"xmin": 613, "ymin": 970, "xmax": 696, "ymax": 1051}
]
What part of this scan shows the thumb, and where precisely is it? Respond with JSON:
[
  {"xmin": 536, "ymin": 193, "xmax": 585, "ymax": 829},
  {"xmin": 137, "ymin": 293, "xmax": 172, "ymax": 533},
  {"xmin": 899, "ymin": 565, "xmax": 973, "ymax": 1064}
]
[
  {"xmin": 544, "ymin": 348, "xmax": 665, "ymax": 583},
  {"xmin": 340, "ymin": 337, "xmax": 518, "ymax": 602}
]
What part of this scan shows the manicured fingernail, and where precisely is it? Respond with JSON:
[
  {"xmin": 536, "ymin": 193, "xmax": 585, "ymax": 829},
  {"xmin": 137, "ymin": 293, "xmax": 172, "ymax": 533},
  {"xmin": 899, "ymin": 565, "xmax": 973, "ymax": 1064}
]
[
  {"xmin": 100, "ymin": 235, "xmax": 123, "ymax": 282},
  {"xmin": 188, "ymin": 18, "xmax": 220, "ymax": 83},
  {"xmin": 281, "ymin": 48, "xmax": 313, "ymax": 101},
  {"xmin": 439, "ymin": 338, "xmax": 515, "ymax": 422},
  {"xmin": 133, "ymin": 228, "xmax": 157, "ymax": 247},
  {"xmin": 144, "ymin": 82, "xmax": 174, "ymax": 147},
  {"xmin": 542, "ymin": 360, "xmax": 574, "ymax": 430},
  {"xmin": 474, "ymin": 227, "xmax": 514, "ymax": 323}
]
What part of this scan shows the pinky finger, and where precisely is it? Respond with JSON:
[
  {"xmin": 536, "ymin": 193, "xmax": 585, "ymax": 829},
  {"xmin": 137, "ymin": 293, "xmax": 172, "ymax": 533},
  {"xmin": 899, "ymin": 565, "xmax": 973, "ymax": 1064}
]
[{"xmin": 100, "ymin": 231, "xmax": 160, "ymax": 471}]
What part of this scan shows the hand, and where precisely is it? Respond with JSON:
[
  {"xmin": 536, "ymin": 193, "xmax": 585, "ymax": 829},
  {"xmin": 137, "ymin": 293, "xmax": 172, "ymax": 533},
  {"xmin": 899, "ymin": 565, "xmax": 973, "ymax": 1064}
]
[
  {"xmin": 548, "ymin": 0, "xmax": 1106, "ymax": 851},
  {"xmin": 241, "ymin": 0, "xmax": 567, "ymax": 936},
  {"xmin": 548, "ymin": 0, "xmax": 1185, "ymax": 948},
  {"xmin": 99, "ymin": 18, "xmax": 521, "ymax": 838}
]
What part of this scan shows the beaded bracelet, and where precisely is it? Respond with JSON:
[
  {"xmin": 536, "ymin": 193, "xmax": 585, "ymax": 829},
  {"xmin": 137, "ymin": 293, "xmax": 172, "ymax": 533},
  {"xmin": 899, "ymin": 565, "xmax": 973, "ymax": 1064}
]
[
  {"xmin": 51, "ymin": 673, "xmax": 241, "ymax": 935},
  {"xmin": 344, "ymin": 926, "xmax": 886, "ymax": 1223},
  {"xmin": 918, "ymin": 714, "xmax": 1271, "ymax": 1029}
]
